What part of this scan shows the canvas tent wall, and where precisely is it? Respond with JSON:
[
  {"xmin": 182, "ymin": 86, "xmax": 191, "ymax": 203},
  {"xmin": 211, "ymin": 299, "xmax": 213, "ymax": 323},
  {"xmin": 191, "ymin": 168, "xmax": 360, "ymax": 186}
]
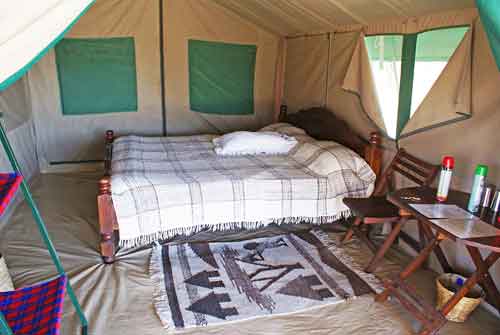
[
  {"xmin": 278, "ymin": 6, "xmax": 500, "ymax": 195},
  {"xmin": 3, "ymin": 0, "xmax": 496, "ymax": 178},
  {"xmin": 0, "ymin": 78, "xmax": 37, "ymax": 181},
  {"xmin": 0, "ymin": 0, "xmax": 500, "ymax": 313},
  {"xmin": 24, "ymin": 0, "xmax": 280, "ymax": 170}
]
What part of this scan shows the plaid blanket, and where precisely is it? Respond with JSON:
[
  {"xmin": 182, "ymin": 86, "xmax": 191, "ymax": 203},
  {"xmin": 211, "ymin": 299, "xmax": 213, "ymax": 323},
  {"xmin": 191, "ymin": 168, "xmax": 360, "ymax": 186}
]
[
  {"xmin": 0, "ymin": 275, "xmax": 66, "ymax": 335},
  {"xmin": 111, "ymin": 124, "xmax": 376, "ymax": 248}
]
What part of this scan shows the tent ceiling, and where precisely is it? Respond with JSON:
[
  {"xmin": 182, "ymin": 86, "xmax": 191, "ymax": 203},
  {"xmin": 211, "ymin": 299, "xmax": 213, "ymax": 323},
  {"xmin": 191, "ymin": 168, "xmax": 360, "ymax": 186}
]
[{"xmin": 214, "ymin": 0, "xmax": 475, "ymax": 36}]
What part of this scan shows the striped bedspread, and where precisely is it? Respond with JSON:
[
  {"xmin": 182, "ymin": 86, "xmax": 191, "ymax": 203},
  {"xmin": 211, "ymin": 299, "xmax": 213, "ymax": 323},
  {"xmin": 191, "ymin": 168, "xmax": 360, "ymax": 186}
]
[{"xmin": 110, "ymin": 123, "xmax": 376, "ymax": 248}]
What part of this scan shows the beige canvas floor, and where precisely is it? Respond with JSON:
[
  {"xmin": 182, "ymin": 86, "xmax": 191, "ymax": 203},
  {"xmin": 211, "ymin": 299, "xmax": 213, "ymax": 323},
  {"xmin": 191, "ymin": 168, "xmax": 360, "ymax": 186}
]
[{"xmin": 0, "ymin": 173, "xmax": 498, "ymax": 334}]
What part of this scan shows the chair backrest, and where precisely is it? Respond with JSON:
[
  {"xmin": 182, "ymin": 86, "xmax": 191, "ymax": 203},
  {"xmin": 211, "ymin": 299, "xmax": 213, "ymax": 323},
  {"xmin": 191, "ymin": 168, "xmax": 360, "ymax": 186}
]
[
  {"xmin": 0, "ymin": 275, "xmax": 67, "ymax": 335},
  {"xmin": 373, "ymin": 148, "xmax": 439, "ymax": 196}
]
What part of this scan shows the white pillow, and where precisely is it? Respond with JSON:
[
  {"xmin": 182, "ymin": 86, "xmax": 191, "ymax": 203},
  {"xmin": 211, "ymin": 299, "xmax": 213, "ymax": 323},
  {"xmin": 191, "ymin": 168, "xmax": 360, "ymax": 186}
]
[{"xmin": 213, "ymin": 131, "xmax": 297, "ymax": 156}]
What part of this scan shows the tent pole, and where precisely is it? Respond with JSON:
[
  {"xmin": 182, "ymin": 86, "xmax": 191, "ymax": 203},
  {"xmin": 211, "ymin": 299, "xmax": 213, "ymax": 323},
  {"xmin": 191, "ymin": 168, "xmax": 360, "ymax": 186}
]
[
  {"xmin": 0, "ymin": 121, "xmax": 88, "ymax": 335},
  {"xmin": 159, "ymin": 0, "xmax": 167, "ymax": 136},
  {"xmin": 0, "ymin": 311, "xmax": 14, "ymax": 335}
]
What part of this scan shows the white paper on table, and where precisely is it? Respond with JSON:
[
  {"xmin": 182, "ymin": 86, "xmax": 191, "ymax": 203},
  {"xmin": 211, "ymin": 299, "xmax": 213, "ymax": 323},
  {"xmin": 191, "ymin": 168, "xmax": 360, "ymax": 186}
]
[
  {"xmin": 410, "ymin": 204, "xmax": 475, "ymax": 219},
  {"xmin": 430, "ymin": 218, "xmax": 500, "ymax": 239}
]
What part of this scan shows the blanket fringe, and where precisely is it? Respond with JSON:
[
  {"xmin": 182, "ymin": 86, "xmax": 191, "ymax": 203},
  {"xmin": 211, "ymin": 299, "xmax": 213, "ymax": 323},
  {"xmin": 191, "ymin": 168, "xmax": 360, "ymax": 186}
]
[{"xmin": 119, "ymin": 211, "xmax": 351, "ymax": 249}]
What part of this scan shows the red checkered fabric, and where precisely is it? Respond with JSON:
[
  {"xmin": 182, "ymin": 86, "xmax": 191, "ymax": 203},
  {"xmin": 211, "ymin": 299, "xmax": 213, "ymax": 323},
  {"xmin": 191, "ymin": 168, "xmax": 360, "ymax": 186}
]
[
  {"xmin": 0, "ymin": 173, "xmax": 22, "ymax": 217},
  {"xmin": 0, "ymin": 275, "xmax": 67, "ymax": 335}
]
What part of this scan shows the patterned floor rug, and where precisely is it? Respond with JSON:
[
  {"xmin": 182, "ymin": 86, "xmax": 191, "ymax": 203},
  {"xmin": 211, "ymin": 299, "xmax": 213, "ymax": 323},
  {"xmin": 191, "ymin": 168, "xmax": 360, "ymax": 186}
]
[{"xmin": 150, "ymin": 229, "xmax": 382, "ymax": 329}]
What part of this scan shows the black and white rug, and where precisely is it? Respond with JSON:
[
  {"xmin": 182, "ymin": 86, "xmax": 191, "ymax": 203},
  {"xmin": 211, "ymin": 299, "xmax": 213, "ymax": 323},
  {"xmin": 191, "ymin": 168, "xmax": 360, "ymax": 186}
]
[{"xmin": 150, "ymin": 229, "xmax": 382, "ymax": 329}]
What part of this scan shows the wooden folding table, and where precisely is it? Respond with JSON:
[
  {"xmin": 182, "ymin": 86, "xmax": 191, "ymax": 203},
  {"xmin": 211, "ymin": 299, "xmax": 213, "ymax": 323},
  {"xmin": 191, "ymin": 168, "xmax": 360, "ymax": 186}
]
[{"xmin": 375, "ymin": 187, "xmax": 500, "ymax": 335}]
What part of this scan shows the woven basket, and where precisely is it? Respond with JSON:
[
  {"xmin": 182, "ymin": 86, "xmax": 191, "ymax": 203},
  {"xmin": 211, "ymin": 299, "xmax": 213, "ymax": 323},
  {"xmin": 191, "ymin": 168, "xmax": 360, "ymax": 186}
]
[
  {"xmin": 0, "ymin": 253, "xmax": 14, "ymax": 292},
  {"xmin": 436, "ymin": 273, "xmax": 484, "ymax": 322}
]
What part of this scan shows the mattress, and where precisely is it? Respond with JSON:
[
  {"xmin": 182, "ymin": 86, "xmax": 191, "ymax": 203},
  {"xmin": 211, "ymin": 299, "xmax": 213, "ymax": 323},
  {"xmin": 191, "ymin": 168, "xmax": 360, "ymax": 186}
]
[{"xmin": 110, "ymin": 124, "xmax": 376, "ymax": 248}]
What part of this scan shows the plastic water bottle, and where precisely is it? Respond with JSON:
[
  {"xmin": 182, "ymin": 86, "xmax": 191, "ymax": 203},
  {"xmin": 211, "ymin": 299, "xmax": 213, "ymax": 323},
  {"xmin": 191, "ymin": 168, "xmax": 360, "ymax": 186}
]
[
  {"xmin": 436, "ymin": 156, "xmax": 454, "ymax": 202},
  {"xmin": 467, "ymin": 164, "xmax": 489, "ymax": 213}
]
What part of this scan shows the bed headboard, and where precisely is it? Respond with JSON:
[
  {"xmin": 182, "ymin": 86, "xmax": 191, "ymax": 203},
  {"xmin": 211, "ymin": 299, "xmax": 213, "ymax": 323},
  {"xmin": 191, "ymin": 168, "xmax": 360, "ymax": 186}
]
[{"xmin": 279, "ymin": 106, "xmax": 382, "ymax": 178}]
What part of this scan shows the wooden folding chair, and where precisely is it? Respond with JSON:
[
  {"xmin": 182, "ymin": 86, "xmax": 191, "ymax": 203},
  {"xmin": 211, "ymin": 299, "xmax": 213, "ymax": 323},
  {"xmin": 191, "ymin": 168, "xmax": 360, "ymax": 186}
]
[{"xmin": 341, "ymin": 148, "xmax": 440, "ymax": 273}]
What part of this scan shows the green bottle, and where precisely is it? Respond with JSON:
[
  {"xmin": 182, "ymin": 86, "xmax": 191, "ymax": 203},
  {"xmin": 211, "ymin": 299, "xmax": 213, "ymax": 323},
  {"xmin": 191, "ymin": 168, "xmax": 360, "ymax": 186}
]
[{"xmin": 467, "ymin": 164, "xmax": 488, "ymax": 213}]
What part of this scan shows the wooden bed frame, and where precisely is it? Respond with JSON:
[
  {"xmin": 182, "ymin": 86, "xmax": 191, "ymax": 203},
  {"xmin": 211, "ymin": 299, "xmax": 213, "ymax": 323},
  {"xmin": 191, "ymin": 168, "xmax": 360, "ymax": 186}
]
[{"xmin": 97, "ymin": 115, "xmax": 383, "ymax": 264}]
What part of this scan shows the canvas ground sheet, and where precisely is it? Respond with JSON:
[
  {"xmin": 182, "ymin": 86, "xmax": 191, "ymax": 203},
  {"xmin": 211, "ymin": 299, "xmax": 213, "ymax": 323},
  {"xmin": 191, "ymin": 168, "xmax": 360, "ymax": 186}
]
[
  {"xmin": 150, "ymin": 229, "xmax": 382, "ymax": 329},
  {"xmin": 110, "ymin": 124, "xmax": 376, "ymax": 248},
  {"xmin": 2, "ymin": 173, "xmax": 498, "ymax": 335}
]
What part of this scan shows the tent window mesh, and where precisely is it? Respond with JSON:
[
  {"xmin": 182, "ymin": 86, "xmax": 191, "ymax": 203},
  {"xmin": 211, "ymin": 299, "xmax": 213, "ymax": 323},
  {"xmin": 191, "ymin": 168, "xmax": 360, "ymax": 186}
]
[
  {"xmin": 188, "ymin": 39, "xmax": 256, "ymax": 115},
  {"xmin": 55, "ymin": 37, "xmax": 138, "ymax": 115},
  {"xmin": 365, "ymin": 35, "xmax": 403, "ymax": 139}
]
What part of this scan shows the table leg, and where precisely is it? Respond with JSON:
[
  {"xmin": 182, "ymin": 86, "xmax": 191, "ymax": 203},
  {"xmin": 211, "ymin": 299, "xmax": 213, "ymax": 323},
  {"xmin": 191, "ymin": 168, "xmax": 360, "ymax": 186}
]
[
  {"xmin": 419, "ymin": 222, "xmax": 453, "ymax": 273},
  {"xmin": 417, "ymin": 221, "xmax": 429, "ymax": 269},
  {"xmin": 375, "ymin": 233, "xmax": 443, "ymax": 303},
  {"xmin": 365, "ymin": 217, "xmax": 408, "ymax": 273},
  {"xmin": 465, "ymin": 247, "xmax": 500, "ymax": 311}
]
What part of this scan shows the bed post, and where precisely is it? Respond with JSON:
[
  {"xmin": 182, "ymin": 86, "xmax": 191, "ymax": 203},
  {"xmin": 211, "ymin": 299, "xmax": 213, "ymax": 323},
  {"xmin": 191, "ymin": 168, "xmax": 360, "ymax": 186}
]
[
  {"xmin": 98, "ymin": 130, "xmax": 118, "ymax": 264},
  {"xmin": 365, "ymin": 132, "xmax": 382, "ymax": 179}
]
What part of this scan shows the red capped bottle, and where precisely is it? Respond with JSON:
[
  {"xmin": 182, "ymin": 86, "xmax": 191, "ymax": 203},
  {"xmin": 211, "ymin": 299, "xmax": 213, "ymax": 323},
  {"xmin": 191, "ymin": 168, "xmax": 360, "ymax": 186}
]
[{"xmin": 436, "ymin": 156, "xmax": 454, "ymax": 202}]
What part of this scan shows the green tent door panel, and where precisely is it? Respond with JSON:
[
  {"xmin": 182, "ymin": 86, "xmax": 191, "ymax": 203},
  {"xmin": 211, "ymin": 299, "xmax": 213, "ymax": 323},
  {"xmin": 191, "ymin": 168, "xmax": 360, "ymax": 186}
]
[
  {"xmin": 476, "ymin": 0, "xmax": 500, "ymax": 71},
  {"xmin": 188, "ymin": 39, "xmax": 256, "ymax": 115},
  {"xmin": 55, "ymin": 37, "xmax": 138, "ymax": 115}
]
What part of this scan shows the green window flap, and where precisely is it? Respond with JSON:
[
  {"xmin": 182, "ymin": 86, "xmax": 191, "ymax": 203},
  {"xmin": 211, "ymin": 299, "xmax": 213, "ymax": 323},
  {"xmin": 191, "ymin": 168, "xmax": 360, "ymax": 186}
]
[
  {"xmin": 476, "ymin": 0, "xmax": 500, "ymax": 71},
  {"xmin": 55, "ymin": 37, "xmax": 138, "ymax": 115},
  {"xmin": 188, "ymin": 39, "xmax": 256, "ymax": 115},
  {"xmin": 415, "ymin": 27, "xmax": 469, "ymax": 61}
]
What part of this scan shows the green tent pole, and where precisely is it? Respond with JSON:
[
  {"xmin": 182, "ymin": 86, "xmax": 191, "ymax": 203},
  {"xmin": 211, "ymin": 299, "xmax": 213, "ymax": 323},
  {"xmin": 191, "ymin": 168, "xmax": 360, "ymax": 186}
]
[
  {"xmin": 0, "ymin": 312, "xmax": 14, "ymax": 335},
  {"xmin": 0, "ymin": 120, "xmax": 88, "ymax": 335}
]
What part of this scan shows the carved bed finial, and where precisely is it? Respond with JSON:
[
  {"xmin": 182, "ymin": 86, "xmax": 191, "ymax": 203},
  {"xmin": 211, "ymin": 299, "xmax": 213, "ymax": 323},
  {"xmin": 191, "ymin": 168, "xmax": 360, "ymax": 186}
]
[
  {"xmin": 99, "ymin": 176, "xmax": 111, "ymax": 196},
  {"xmin": 369, "ymin": 132, "xmax": 381, "ymax": 145},
  {"xmin": 106, "ymin": 130, "xmax": 114, "ymax": 141}
]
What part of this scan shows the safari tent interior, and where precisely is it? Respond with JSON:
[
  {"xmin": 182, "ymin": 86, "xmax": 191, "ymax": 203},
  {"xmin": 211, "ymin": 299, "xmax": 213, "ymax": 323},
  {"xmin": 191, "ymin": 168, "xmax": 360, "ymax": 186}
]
[{"xmin": 1, "ymin": 0, "xmax": 500, "ymax": 334}]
